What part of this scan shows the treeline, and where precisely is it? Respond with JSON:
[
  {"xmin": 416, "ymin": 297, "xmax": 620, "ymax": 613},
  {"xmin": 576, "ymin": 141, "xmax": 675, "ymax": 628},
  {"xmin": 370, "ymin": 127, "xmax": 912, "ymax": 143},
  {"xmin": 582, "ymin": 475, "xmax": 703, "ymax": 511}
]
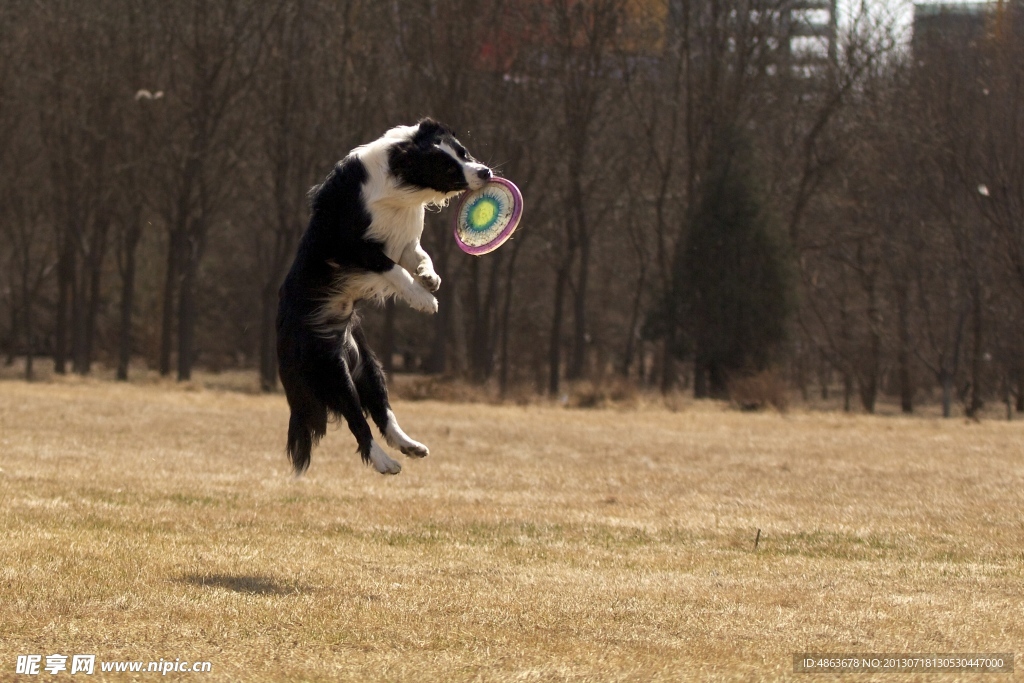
[{"xmin": 0, "ymin": 0, "xmax": 1022, "ymax": 416}]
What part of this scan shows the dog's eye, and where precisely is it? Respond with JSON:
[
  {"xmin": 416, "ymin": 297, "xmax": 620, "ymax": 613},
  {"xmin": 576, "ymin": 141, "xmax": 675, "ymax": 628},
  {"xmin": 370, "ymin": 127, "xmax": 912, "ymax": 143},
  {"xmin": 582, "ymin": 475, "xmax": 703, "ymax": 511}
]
[{"xmin": 457, "ymin": 148, "xmax": 467, "ymax": 160}]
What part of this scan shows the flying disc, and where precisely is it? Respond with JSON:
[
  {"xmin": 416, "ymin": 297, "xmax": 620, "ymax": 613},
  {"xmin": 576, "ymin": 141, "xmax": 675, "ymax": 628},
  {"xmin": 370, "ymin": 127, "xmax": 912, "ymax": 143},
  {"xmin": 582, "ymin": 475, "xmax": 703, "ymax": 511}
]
[{"xmin": 453, "ymin": 177, "xmax": 523, "ymax": 255}]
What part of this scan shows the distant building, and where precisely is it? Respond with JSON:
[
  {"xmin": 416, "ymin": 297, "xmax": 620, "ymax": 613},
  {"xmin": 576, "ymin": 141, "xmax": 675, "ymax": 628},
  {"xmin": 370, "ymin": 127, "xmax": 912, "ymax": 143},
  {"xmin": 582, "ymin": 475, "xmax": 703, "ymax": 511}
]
[
  {"xmin": 666, "ymin": 0, "xmax": 838, "ymax": 73},
  {"xmin": 912, "ymin": 0, "xmax": 1023, "ymax": 79},
  {"xmin": 477, "ymin": 0, "xmax": 839, "ymax": 76},
  {"xmin": 912, "ymin": 2, "xmax": 990, "ymax": 63},
  {"xmin": 779, "ymin": 0, "xmax": 839, "ymax": 66}
]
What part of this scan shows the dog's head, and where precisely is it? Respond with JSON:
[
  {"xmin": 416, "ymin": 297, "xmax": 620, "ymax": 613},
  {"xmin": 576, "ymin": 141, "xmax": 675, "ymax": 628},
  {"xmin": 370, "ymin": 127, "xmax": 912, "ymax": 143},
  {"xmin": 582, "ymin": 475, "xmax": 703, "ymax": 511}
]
[{"xmin": 387, "ymin": 118, "xmax": 492, "ymax": 198}]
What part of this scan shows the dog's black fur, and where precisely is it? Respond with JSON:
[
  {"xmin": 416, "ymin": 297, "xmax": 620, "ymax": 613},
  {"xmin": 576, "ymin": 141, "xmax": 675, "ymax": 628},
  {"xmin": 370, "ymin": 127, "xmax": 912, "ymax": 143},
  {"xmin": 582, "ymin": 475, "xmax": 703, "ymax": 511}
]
[{"xmin": 277, "ymin": 119, "xmax": 491, "ymax": 475}]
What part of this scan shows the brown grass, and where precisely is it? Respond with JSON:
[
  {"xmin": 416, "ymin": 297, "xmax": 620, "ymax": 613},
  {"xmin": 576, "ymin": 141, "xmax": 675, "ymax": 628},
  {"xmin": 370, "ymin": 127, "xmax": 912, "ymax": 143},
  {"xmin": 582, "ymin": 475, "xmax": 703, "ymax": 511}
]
[{"xmin": 1, "ymin": 374, "xmax": 1022, "ymax": 681}]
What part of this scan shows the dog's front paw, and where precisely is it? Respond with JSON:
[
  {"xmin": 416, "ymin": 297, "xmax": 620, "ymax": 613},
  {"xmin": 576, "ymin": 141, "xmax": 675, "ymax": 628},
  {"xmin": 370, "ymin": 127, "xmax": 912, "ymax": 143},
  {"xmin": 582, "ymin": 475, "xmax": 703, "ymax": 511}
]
[
  {"xmin": 417, "ymin": 268, "xmax": 442, "ymax": 293},
  {"xmin": 406, "ymin": 286, "xmax": 438, "ymax": 314},
  {"xmin": 412, "ymin": 294, "xmax": 439, "ymax": 315}
]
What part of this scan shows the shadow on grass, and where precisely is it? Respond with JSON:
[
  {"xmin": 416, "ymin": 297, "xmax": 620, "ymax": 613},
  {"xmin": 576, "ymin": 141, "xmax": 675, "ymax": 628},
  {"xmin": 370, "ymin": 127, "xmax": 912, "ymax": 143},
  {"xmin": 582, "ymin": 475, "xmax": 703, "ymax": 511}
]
[{"xmin": 178, "ymin": 573, "xmax": 305, "ymax": 595}]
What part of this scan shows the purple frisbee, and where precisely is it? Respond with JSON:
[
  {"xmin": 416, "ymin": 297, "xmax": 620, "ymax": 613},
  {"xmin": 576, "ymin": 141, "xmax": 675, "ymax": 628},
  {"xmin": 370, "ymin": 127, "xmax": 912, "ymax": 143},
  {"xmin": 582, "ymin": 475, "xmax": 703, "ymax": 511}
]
[{"xmin": 453, "ymin": 177, "xmax": 523, "ymax": 256}]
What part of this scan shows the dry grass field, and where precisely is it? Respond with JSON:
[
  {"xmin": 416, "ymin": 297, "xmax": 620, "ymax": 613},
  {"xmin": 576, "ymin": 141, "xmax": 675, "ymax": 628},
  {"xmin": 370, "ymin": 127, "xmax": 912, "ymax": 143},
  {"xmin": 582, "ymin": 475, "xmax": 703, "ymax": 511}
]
[{"xmin": 1, "ymin": 373, "xmax": 1022, "ymax": 681}]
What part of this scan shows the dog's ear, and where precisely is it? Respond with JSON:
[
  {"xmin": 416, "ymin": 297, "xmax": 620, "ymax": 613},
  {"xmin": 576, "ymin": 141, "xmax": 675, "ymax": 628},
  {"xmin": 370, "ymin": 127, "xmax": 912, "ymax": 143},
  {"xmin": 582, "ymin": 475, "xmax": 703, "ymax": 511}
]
[
  {"xmin": 415, "ymin": 118, "xmax": 457, "ymax": 148},
  {"xmin": 417, "ymin": 117, "xmax": 442, "ymax": 133},
  {"xmin": 414, "ymin": 118, "xmax": 442, "ymax": 148}
]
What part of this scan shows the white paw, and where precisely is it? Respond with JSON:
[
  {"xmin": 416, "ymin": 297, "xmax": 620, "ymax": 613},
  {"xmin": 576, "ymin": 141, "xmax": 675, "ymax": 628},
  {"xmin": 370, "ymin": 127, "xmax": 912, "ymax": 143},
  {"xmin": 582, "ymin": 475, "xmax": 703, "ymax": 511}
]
[
  {"xmin": 406, "ymin": 286, "xmax": 438, "ymax": 314},
  {"xmin": 368, "ymin": 442, "xmax": 402, "ymax": 475},
  {"xmin": 417, "ymin": 267, "xmax": 441, "ymax": 293},
  {"xmin": 387, "ymin": 432, "xmax": 428, "ymax": 458},
  {"xmin": 385, "ymin": 414, "xmax": 429, "ymax": 458},
  {"xmin": 399, "ymin": 440, "xmax": 429, "ymax": 458}
]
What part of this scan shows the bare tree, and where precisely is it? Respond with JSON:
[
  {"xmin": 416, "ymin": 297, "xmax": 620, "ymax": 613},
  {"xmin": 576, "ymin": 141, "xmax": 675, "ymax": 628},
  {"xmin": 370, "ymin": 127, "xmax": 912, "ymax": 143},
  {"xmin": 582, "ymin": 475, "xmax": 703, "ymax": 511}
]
[
  {"xmin": 154, "ymin": 0, "xmax": 275, "ymax": 381},
  {"xmin": 107, "ymin": 0, "xmax": 167, "ymax": 381},
  {"xmin": 1, "ymin": 160, "xmax": 54, "ymax": 380},
  {"xmin": 29, "ymin": 1, "xmax": 123, "ymax": 375},
  {"xmin": 537, "ymin": 0, "xmax": 627, "ymax": 395}
]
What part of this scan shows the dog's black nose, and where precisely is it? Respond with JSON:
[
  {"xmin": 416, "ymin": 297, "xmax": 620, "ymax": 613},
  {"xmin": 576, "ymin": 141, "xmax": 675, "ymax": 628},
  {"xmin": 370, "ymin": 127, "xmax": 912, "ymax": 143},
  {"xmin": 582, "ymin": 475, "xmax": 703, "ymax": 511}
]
[{"xmin": 477, "ymin": 168, "xmax": 492, "ymax": 181}]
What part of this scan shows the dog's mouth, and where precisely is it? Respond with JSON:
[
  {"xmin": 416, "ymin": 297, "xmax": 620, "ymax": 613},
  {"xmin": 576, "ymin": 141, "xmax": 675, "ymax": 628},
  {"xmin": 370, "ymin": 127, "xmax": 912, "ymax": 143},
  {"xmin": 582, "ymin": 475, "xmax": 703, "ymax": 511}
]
[{"xmin": 465, "ymin": 163, "xmax": 492, "ymax": 191}]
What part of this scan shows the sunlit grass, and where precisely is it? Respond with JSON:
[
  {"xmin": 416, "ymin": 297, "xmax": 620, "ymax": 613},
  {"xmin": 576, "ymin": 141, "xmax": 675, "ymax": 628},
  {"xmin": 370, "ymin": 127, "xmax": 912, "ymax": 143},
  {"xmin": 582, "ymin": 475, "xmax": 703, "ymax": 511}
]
[{"xmin": 1, "ymin": 375, "xmax": 1021, "ymax": 681}]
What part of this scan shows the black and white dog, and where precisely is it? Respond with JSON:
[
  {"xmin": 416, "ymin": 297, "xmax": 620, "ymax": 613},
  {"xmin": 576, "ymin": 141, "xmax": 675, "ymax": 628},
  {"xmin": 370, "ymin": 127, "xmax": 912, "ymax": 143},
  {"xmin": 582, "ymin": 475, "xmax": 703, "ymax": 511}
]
[{"xmin": 277, "ymin": 119, "xmax": 491, "ymax": 475}]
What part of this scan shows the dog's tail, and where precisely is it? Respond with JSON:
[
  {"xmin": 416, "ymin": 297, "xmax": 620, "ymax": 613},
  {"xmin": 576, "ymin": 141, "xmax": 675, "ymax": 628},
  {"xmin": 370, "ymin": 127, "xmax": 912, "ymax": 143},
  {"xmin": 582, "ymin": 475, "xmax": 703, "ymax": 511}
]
[{"xmin": 286, "ymin": 399, "xmax": 327, "ymax": 475}]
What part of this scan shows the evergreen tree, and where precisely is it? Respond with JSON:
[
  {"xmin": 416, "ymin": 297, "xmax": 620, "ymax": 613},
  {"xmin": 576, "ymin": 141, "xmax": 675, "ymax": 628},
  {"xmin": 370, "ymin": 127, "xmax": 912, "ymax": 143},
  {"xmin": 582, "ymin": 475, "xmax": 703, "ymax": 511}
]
[{"xmin": 676, "ymin": 130, "xmax": 793, "ymax": 398}]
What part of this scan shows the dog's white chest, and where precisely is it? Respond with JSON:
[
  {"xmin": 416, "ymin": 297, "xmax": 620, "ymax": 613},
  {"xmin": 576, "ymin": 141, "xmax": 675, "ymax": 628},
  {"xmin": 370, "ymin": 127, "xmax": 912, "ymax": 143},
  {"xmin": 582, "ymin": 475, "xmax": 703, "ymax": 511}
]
[{"xmin": 366, "ymin": 204, "xmax": 424, "ymax": 262}]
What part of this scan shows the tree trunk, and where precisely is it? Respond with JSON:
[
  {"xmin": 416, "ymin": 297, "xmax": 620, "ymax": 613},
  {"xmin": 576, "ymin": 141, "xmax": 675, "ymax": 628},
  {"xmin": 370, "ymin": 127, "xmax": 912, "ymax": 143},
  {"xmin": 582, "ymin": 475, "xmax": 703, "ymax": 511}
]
[
  {"xmin": 965, "ymin": 287, "xmax": 984, "ymax": 418},
  {"xmin": 82, "ymin": 218, "xmax": 110, "ymax": 376},
  {"xmin": 426, "ymin": 299, "xmax": 450, "ymax": 374},
  {"xmin": 859, "ymin": 274, "xmax": 880, "ymax": 414},
  {"xmin": 497, "ymin": 239, "xmax": 522, "ymax": 398},
  {"xmin": 177, "ymin": 248, "xmax": 199, "ymax": 382},
  {"xmin": 481, "ymin": 254, "xmax": 502, "ymax": 380},
  {"xmin": 896, "ymin": 285, "xmax": 913, "ymax": 413},
  {"xmin": 693, "ymin": 357, "xmax": 708, "ymax": 398},
  {"xmin": 548, "ymin": 259, "xmax": 571, "ymax": 396},
  {"xmin": 620, "ymin": 264, "xmax": 646, "ymax": 379},
  {"xmin": 1005, "ymin": 376, "xmax": 1013, "ymax": 421},
  {"xmin": 5, "ymin": 303, "xmax": 15, "ymax": 367},
  {"xmin": 116, "ymin": 232, "xmax": 139, "ymax": 381},
  {"xmin": 426, "ymin": 250, "xmax": 453, "ymax": 375},
  {"xmin": 940, "ymin": 369, "xmax": 953, "ymax": 418},
  {"xmin": 22, "ymin": 270, "xmax": 34, "ymax": 382},
  {"xmin": 160, "ymin": 229, "xmax": 183, "ymax": 376},
  {"xmin": 381, "ymin": 299, "xmax": 396, "ymax": 376},
  {"xmin": 1017, "ymin": 371, "xmax": 1023, "ymax": 413},
  {"xmin": 660, "ymin": 339, "xmax": 676, "ymax": 394},
  {"xmin": 258, "ymin": 278, "xmax": 279, "ymax": 391},
  {"xmin": 71, "ymin": 266, "xmax": 88, "ymax": 374},
  {"xmin": 467, "ymin": 256, "xmax": 500, "ymax": 383},
  {"xmin": 568, "ymin": 227, "xmax": 591, "ymax": 381},
  {"xmin": 796, "ymin": 346, "xmax": 809, "ymax": 402},
  {"xmin": 818, "ymin": 354, "xmax": 831, "ymax": 400},
  {"xmin": 708, "ymin": 360, "xmax": 728, "ymax": 399},
  {"xmin": 76, "ymin": 219, "xmax": 108, "ymax": 376},
  {"xmin": 858, "ymin": 375, "xmax": 877, "ymax": 414},
  {"xmin": 54, "ymin": 239, "xmax": 74, "ymax": 375}
]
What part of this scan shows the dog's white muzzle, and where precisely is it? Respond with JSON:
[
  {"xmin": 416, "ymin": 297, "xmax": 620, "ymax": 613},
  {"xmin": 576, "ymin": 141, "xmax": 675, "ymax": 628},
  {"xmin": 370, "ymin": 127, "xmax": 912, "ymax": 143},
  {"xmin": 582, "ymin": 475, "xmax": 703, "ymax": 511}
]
[{"xmin": 465, "ymin": 162, "xmax": 492, "ymax": 191}]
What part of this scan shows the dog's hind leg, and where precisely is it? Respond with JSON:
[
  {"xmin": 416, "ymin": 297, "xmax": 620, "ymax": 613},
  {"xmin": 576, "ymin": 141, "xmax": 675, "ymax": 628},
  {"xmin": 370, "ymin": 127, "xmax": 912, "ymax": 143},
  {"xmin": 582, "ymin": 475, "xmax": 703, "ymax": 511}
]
[
  {"xmin": 279, "ymin": 356, "xmax": 328, "ymax": 475},
  {"xmin": 285, "ymin": 395, "xmax": 326, "ymax": 475},
  {"xmin": 383, "ymin": 409, "xmax": 429, "ymax": 458},
  {"xmin": 316, "ymin": 349, "xmax": 402, "ymax": 475},
  {"xmin": 351, "ymin": 326, "xmax": 429, "ymax": 459}
]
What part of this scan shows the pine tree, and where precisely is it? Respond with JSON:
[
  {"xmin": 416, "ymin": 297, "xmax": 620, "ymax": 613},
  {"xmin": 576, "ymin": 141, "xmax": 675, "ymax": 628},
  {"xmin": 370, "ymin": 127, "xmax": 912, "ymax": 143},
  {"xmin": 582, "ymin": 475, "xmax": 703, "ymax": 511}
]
[{"xmin": 676, "ymin": 130, "xmax": 793, "ymax": 398}]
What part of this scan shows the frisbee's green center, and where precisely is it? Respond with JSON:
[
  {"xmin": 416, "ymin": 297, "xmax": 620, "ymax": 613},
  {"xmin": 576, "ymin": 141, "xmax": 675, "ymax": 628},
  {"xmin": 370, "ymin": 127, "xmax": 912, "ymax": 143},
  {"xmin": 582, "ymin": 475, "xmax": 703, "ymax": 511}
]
[{"xmin": 469, "ymin": 197, "xmax": 500, "ymax": 230}]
